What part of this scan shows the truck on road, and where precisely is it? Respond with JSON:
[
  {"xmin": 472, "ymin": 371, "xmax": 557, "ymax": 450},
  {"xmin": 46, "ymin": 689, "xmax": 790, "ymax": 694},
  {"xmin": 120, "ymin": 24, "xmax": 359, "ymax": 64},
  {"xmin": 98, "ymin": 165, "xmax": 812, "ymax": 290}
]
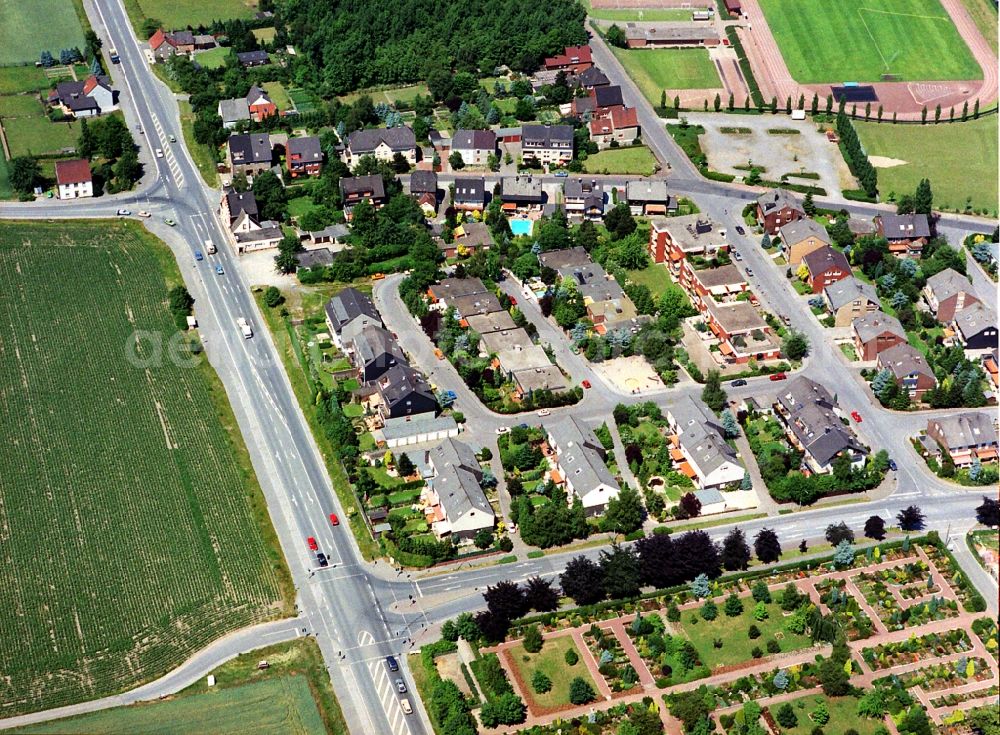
[
  {"xmin": 204, "ymin": 238, "xmax": 216, "ymax": 254},
  {"xmin": 109, "ymin": 48, "xmax": 120, "ymax": 64},
  {"xmin": 237, "ymin": 318, "xmax": 253, "ymax": 339}
]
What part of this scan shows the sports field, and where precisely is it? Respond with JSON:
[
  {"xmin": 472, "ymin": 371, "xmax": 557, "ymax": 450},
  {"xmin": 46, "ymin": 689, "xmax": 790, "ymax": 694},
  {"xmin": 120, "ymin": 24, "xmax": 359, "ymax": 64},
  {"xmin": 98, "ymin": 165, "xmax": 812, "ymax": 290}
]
[
  {"xmin": 758, "ymin": 0, "xmax": 981, "ymax": 83},
  {"xmin": 610, "ymin": 47, "xmax": 720, "ymax": 105},
  {"xmin": 0, "ymin": 0, "xmax": 87, "ymax": 65},
  {"xmin": 0, "ymin": 221, "xmax": 289, "ymax": 716},
  {"xmin": 854, "ymin": 116, "xmax": 998, "ymax": 214},
  {"xmin": 589, "ymin": 8, "xmax": 693, "ymax": 21},
  {"xmin": 133, "ymin": 0, "xmax": 256, "ymax": 28}
]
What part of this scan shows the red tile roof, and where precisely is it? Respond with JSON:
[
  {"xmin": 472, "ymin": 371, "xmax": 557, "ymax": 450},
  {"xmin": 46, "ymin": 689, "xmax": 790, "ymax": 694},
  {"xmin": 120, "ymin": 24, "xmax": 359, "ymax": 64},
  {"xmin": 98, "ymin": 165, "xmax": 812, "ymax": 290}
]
[
  {"xmin": 544, "ymin": 44, "xmax": 592, "ymax": 69},
  {"xmin": 611, "ymin": 106, "xmax": 638, "ymax": 128},
  {"xmin": 148, "ymin": 29, "xmax": 167, "ymax": 49},
  {"xmin": 55, "ymin": 159, "xmax": 92, "ymax": 185},
  {"xmin": 82, "ymin": 75, "xmax": 99, "ymax": 94}
]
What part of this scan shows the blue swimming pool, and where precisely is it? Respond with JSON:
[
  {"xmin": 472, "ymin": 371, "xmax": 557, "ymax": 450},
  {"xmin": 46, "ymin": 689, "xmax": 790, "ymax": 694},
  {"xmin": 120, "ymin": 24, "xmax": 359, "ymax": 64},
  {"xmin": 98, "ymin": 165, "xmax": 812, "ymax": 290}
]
[{"xmin": 509, "ymin": 218, "xmax": 533, "ymax": 237}]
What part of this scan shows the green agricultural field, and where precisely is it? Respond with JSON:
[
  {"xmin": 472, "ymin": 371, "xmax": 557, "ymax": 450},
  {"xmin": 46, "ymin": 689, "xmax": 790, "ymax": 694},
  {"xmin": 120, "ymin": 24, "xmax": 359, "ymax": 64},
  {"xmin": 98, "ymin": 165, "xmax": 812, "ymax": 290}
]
[
  {"xmin": 679, "ymin": 600, "xmax": 814, "ymax": 669},
  {"xmin": 3, "ymin": 115, "xmax": 80, "ymax": 157},
  {"xmin": 853, "ymin": 116, "xmax": 998, "ymax": 214},
  {"xmin": 131, "ymin": 0, "xmax": 256, "ymax": 29},
  {"xmin": 0, "ymin": 0, "xmax": 87, "ymax": 65},
  {"xmin": 583, "ymin": 145, "xmax": 658, "ymax": 175},
  {"xmin": 507, "ymin": 637, "xmax": 597, "ymax": 709},
  {"xmin": 765, "ymin": 694, "xmax": 883, "ymax": 735},
  {"xmin": 610, "ymin": 47, "xmax": 720, "ymax": 104},
  {"xmin": 758, "ymin": 0, "xmax": 981, "ymax": 83},
  {"xmin": 194, "ymin": 46, "xmax": 231, "ymax": 70},
  {"xmin": 11, "ymin": 638, "xmax": 348, "ymax": 735},
  {"xmin": 0, "ymin": 221, "xmax": 290, "ymax": 717}
]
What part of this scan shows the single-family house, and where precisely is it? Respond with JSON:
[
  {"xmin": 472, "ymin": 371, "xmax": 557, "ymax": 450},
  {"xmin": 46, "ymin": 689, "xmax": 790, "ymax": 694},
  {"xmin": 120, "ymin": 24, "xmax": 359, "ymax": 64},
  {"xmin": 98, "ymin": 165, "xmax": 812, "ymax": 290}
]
[
  {"xmin": 543, "ymin": 45, "xmax": 593, "ymax": 73},
  {"xmin": 227, "ymin": 133, "xmax": 273, "ymax": 179},
  {"xmin": 427, "ymin": 277, "xmax": 488, "ymax": 303},
  {"xmin": 562, "ymin": 178, "xmax": 605, "ymax": 220},
  {"xmin": 374, "ymin": 364, "xmax": 438, "ymax": 420},
  {"xmin": 54, "ymin": 159, "xmax": 93, "ymax": 199},
  {"xmin": 452, "ymin": 177, "xmax": 485, "ymax": 212},
  {"xmin": 538, "ymin": 246, "xmax": 593, "ymax": 272},
  {"xmin": 875, "ymin": 343, "xmax": 937, "ymax": 400},
  {"xmin": 778, "ymin": 218, "xmax": 831, "ymax": 265},
  {"xmin": 926, "ymin": 413, "xmax": 998, "ymax": 466},
  {"xmin": 466, "ymin": 311, "xmax": 517, "ymax": 336},
  {"xmin": 47, "ymin": 75, "xmax": 116, "ymax": 118},
  {"xmin": 149, "ymin": 29, "xmax": 194, "ymax": 61},
  {"xmin": 852, "ymin": 310, "xmax": 907, "ymax": 361},
  {"xmin": 951, "ymin": 302, "xmax": 998, "ymax": 352},
  {"xmin": 218, "ymin": 97, "xmax": 251, "ymax": 129},
  {"xmin": 546, "ymin": 416, "xmax": 620, "ymax": 515},
  {"xmin": 350, "ymin": 324, "xmax": 407, "ymax": 383},
  {"xmin": 424, "ymin": 438, "xmax": 494, "ymax": 543},
  {"xmin": 245, "ymin": 85, "xmax": 277, "ymax": 122},
  {"xmin": 705, "ymin": 300, "xmax": 781, "ymax": 363},
  {"xmin": 589, "ymin": 106, "xmax": 640, "ymax": 149},
  {"xmin": 339, "ymin": 174, "xmax": 387, "ymax": 219},
  {"xmin": 480, "ymin": 328, "xmax": 533, "ymax": 355},
  {"xmin": 409, "ymin": 169, "xmax": 438, "ymax": 200},
  {"xmin": 875, "ymin": 213, "xmax": 931, "ymax": 258},
  {"xmin": 590, "ymin": 85, "xmax": 625, "ymax": 115},
  {"xmin": 236, "ymin": 50, "xmax": 271, "ymax": 67},
  {"xmin": 628, "ymin": 180, "xmax": 676, "ymax": 216},
  {"xmin": 220, "ymin": 189, "xmax": 258, "ymax": 225},
  {"xmin": 343, "ymin": 127, "xmax": 417, "ymax": 168},
  {"xmin": 451, "ymin": 129, "xmax": 496, "ymax": 167},
  {"xmin": 446, "ymin": 292, "xmax": 506, "ymax": 322},
  {"xmin": 520, "ymin": 124, "xmax": 574, "ymax": 167},
  {"xmin": 666, "ymin": 395, "xmax": 744, "ymax": 490},
  {"xmin": 286, "ymin": 136, "xmax": 323, "ymax": 177},
  {"xmin": 801, "ymin": 245, "xmax": 851, "ymax": 293},
  {"xmin": 573, "ymin": 66, "xmax": 609, "ymax": 89},
  {"xmin": 501, "ymin": 175, "xmax": 543, "ymax": 212},
  {"xmin": 324, "ymin": 287, "xmax": 382, "ymax": 350},
  {"xmin": 757, "ymin": 188, "xmax": 804, "ymax": 235},
  {"xmin": 774, "ymin": 376, "xmax": 867, "ymax": 474},
  {"xmin": 824, "ymin": 276, "xmax": 880, "ymax": 327},
  {"xmin": 923, "ymin": 268, "xmax": 980, "ymax": 323},
  {"xmin": 442, "ymin": 221, "xmax": 493, "ymax": 259}
]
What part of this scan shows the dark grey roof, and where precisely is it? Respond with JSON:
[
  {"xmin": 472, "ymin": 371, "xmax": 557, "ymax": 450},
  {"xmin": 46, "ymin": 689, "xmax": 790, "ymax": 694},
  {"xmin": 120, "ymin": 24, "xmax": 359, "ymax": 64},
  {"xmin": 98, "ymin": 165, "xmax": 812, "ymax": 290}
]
[
  {"xmin": 287, "ymin": 136, "xmax": 323, "ymax": 162},
  {"xmin": 928, "ymin": 412, "xmax": 997, "ymax": 451},
  {"xmin": 225, "ymin": 189, "xmax": 258, "ymax": 220},
  {"xmin": 876, "ymin": 343, "xmax": 935, "ymax": 381},
  {"xmin": 824, "ymin": 276, "xmax": 878, "ymax": 311},
  {"xmin": 953, "ymin": 302, "xmax": 997, "ymax": 339},
  {"xmin": 563, "ymin": 178, "xmax": 602, "ymax": 199},
  {"xmin": 452, "ymin": 129, "xmax": 496, "ymax": 151},
  {"xmin": 538, "ymin": 246, "xmax": 592, "ymax": 271},
  {"xmin": 802, "ymin": 245, "xmax": 850, "ymax": 275},
  {"xmin": 325, "ymin": 287, "xmax": 380, "ymax": 334},
  {"xmin": 433, "ymin": 277, "xmax": 488, "ymax": 300},
  {"xmin": 172, "ymin": 30, "xmax": 195, "ymax": 45},
  {"xmin": 879, "ymin": 213, "xmax": 931, "ymax": 240},
  {"xmin": 594, "ymin": 85, "xmax": 624, "ymax": 107},
  {"xmin": 776, "ymin": 376, "xmax": 864, "ymax": 468},
  {"xmin": 377, "ymin": 363, "xmax": 436, "ymax": 411},
  {"xmin": 758, "ymin": 188, "xmax": 802, "ymax": 214},
  {"xmin": 351, "ymin": 325, "xmax": 406, "ymax": 371},
  {"xmin": 346, "ymin": 126, "xmax": 416, "ymax": 153},
  {"xmin": 340, "ymin": 174, "xmax": 386, "ymax": 199},
  {"xmin": 547, "ymin": 417, "xmax": 619, "ymax": 499},
  {"xmin": 574, "ymin": 66, "xmax": 609, "ymax": 88},
  {"xmin": 237, "ymin": 50, "xmax": 270, "ymax": 64},
  {"xmin": 453, "ymin": 177, "xmax": 485, "ymax": 203},
  {"xmin": 925, "ymin": 268, "xmax": 972, "ymax": 302},
  {"xmin": 228, "ymin": 133, "xmax": 272, "ymax": 164},
  {"xmin": 297, "ymin": 248, "xmax": 334, "ymax": 269},
  {"xmin": 501, "ymin": 175, "xmax": 542, "ymax": 202},
  {"xmin": 521, "ymin": 124, "xmax": 574, "ymax": 148},
  {"xmin": 409, "ymin": 169, "xmax": 438, "ymax": 195}
]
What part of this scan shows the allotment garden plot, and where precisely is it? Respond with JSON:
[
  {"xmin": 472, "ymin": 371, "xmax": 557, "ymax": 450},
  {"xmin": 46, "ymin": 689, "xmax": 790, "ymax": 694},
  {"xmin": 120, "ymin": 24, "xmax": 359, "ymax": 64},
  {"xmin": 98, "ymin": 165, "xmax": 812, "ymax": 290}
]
[{"xmin": 0, "ymin": 221, "xmax": 287, "ymax": 717}]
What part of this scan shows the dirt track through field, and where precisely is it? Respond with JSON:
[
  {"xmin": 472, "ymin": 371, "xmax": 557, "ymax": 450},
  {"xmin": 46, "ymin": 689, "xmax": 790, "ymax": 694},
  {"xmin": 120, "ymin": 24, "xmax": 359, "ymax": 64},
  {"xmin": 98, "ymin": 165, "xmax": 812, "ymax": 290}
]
[{"xmin": 738, "ymin": 0, "xmax": 998, "ymax": 119}]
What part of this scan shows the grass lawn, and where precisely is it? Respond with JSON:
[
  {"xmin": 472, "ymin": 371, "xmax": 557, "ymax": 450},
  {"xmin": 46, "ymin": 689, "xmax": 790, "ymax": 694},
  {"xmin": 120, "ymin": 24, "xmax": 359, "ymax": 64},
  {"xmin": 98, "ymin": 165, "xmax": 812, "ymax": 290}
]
[
  {"xmin": 263, "ymin": 81, "xmax": 293, "ymax": 111},
  {"xmin": 678, "ymin": 601, "xmax": 814, "ymax": 669},
  {"xmin": 0, "ymin": 0, "xmax": 87, "ymax": 65},
  {"xmin": 0, "ymin": 66, "xmax": 54, "ymax": 95},
  {"xmin": 506, "ymin": 637, "xmax": 597, "ymax": 709},
  {"xmin": 11, "ymin": 639, "xmax": 347, "ymax": 735},
  {"xmin": 338, "ymin": 83, "xmax": 430, "ymax": 106},
  {"xmin": 4, "ymin": 115, "xmax": 80, "ymax": 157},
  {"xmin": 179, "ymin": 100, "xmax": 219, "ymax": 186},
  {"xmin": 0, "ymin": 94, "xmax": 46, "ymax": 118},
  {"xmin": 133, "ymin": 0, "xmax": 256, "ymax": 28},
  {"xmin": 253, "ymin": 26, "xmax": 277, "ymax": 43},
  {"xmin": 0, "ymin": 156, "xmax": 12, "ymax": 199},
  {"xmin": 960, "ymin": 0, "xmax": 997, "ymax": 49},
  {"xmin": 627, "ymin": 264, "xmax": 676, "ymax": 300},
  {"xmin": 195, "ymin": 46, "xmax": 231, "ymax": 70},
  {"xmin": 610, "ymin": 47, "xmax": 720, "ymax": 105},
  {"xmin": 0, "ymin": 221, "xmax": 290, "ymax": 717},
  {"xmin": 287, "ymin": 88, "xmax": 318, "ymax": 114},
  {"xmin": 854, "ymin": 116, "xmax": 998, "ymax": 214},
  {"xmin": 758, "ymin": 0, "xmax": 981, "ymax": 83},
  {"xmin": 590, "ymin": 7, "xmax": 692, "ymax": 21},
  {"xmin": 583, "ymin": 145, "xmax": 657, "ymax": 175},
  {"xmin": 288, "ymin": 195, "xmax": 323, "ymax": 220},
  {"xmin": 765, "ymin": 694, "xmax": 883, "ymax": 735}
]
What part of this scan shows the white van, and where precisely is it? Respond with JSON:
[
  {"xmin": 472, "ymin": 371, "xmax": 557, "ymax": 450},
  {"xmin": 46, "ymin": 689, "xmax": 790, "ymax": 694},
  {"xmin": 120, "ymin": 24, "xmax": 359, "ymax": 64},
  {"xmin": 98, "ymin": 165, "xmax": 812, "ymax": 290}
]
[{"xmin": 204, "ymin": 239, "xmax": 217, "ymax": 254}]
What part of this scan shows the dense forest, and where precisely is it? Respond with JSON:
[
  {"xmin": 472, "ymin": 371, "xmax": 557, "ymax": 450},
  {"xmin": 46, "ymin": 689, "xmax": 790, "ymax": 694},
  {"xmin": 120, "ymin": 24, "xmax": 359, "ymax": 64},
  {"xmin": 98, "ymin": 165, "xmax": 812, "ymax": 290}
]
[{"xmin": 275, "ymin": 0, "xmax": 588, "ymax": 95}]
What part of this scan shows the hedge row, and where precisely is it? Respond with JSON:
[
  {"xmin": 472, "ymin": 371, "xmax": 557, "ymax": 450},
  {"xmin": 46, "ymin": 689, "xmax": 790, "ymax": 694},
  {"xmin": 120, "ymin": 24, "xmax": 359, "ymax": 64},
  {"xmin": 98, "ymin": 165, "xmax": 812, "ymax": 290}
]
[{"xmin": 725, "ymin": 26, "xmax": 765, "ymax": 109}]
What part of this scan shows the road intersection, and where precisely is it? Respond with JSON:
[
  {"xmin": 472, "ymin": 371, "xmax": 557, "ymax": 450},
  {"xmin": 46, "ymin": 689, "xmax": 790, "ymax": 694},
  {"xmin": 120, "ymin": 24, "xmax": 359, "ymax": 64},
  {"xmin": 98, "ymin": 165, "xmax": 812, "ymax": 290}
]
[{"xmin": 0, "ymin": 2, "xmax": 995, "ymax": 731}]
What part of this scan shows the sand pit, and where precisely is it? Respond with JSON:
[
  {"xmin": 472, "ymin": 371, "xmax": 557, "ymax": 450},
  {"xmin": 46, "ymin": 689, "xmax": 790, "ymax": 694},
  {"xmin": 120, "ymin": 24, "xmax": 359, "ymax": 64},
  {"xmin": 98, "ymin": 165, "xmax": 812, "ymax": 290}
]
[
  {"xmin": 869, "ymin": 155, "xmax": 908, "ymax": 168},
  {"xmin": 592, "ymin": 355, "xmax": 665, "ymax": 394}
]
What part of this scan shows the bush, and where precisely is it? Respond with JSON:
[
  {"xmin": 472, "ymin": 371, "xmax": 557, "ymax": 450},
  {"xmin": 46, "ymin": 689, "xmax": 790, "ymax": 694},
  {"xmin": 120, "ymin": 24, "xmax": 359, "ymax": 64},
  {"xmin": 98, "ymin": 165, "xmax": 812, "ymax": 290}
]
[
  {"xmin": 499, "ymin": 537, "xmax": 514, "ymax": 552},
  {"xmin": 776, "ymin": 703, "xmax": 798, "ymax": 728},
  {"xmin": 569, "ymin": 676, "xmax": 596, "ymax": 705},
  {"xmin": 565, "ymin": 648, "xmax": 579, "ymax": 666},
  {"xmin": 748, "ymin": 624, "xmax": 761, "ymax": 639},
  {"xmin": 766, "ymin": 639, "xmax": 781, "ymax": 654},
  {"xmin": 522, "ymin": 624, "xmax": 543, "ymax": 653},
  {"xmin": 751, "ymin": 646, "xmax": 763, "ymax": 658},
  {"xmin": 531, "ymin": 670, "xmax": 552, "ymax": 693}
]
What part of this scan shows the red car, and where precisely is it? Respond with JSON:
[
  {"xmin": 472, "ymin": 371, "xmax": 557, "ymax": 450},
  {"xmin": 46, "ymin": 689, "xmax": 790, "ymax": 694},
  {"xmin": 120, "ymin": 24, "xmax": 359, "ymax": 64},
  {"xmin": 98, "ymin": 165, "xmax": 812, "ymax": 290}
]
[
  {"xmin": 509, "ymin": 296, "xmax": 517, "ymax": 306},
  {"xmin": 582, "ymin": 380, "xmax": 591, "ymax": 389},
  {"xmin": 851, "ymin": 411, "xmax": 863, "ymax": 423},
  {"xmin": 329, "ymin": 513, "xmax": 340, "ymax": 527},
  {"xmin": 769, "ymin": 372, "xmax": 787, "ymax": 381},
  {"xmin": 307, "ymin": 536, "xmax": 318, "ymax": 551}
]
